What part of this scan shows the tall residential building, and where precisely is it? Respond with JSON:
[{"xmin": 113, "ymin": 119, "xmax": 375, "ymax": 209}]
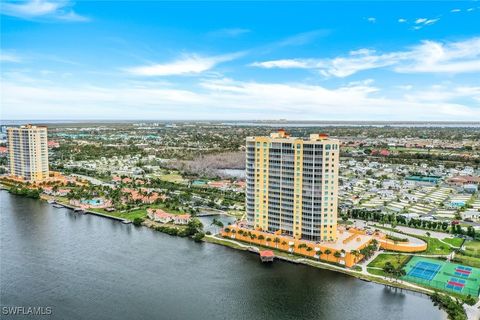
[
  {"xmin": 246, "ymin": 130, "xmax": 339, "ymax": 241},
  {"xmin": 7, "ymin": 125, "xmax": 49, "ymax": 181}
]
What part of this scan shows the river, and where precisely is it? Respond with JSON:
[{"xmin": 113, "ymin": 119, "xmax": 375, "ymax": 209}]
[{"xmin": 0, "ymin": 191, "xmax": 446, "ymax": 320}]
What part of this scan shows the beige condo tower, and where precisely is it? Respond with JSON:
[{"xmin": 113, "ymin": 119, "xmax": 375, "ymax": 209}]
[
  {"xmin": 246, "ymin": 130, "xmax": 339, "ymax": 241},
  {"xmin": 7, "ymin": 124, "xmax": 49, "ymax": 181}
]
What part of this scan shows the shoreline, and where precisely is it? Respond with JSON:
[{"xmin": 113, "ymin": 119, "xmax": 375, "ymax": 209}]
[{"xmin": 2, "ymin": 187, "xmax": 476, "ymax": 319}]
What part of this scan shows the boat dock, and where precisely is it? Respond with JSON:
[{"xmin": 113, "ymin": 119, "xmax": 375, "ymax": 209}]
[
  {"xmin": 259, "ymin": 250, "xmax": 275, "ymax": 263},
  {"xmin": 51, "ymin": 202, "xmax": 131, "ymax": 224}
]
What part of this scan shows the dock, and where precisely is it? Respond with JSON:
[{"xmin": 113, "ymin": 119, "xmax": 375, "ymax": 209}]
[
  {"xmin": 259, "ymin": 250, "xmax": 275, "ymax": 263},
  {"xmin": 51, "ymin": 202, "xmax": 131, "ymax": 224}
]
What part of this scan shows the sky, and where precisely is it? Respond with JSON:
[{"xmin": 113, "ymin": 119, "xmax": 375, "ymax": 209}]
[{"xmin": 1, "ymin": 1, "xmax": 480, "ymax": 121}]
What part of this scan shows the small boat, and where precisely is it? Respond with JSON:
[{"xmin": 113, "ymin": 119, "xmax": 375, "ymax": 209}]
[
  {"xmin": 47, "ymin": 199, "xmax": 56, "ymax": 204},
  {"xmin": 53, "ymin": 204, "xmax": 64, "ymax": 208},
  {"xmin": 74, "ymin": 208, "xmax": 85, "ymax": 213},
  {"xmin": 122, "ymin": 220, "xmax": 132, "ymax": 224}
]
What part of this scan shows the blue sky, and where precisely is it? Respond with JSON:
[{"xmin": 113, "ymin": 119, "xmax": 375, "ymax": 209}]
[{"xmin": 1, "ymin": 1, "xmax": 480, "ymax": 120}]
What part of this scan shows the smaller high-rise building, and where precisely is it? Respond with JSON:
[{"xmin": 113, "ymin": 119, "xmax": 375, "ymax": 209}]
[{"xmin": 7, "ymin": 124, "xmax": 49, "ymax": 181}]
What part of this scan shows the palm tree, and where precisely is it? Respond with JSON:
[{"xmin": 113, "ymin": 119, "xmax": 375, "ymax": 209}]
[
  {"xmin": 274, "ymin": 237, "xmax": 280, "ymax": 248},
  {"xmin": 333, "ymin": 251, "xmax": 341, "ymax": 262},
  {"xmin": 383, "ymin": 262, "xmax": 395, "ymax": 281},
  {"xmin": 266, "ymin": 237, "xmax": 272, "ymax": 246},
  {"xmin": 316, "ymin": 249, "xmax": 323, "ymax": 259},
  {"xmin": 324, "ymin": 249, "xmax": 332, "ymax": 261},
  {"xmin": 258, "ymin": 235, "xmax": 265, "ymax": 242},
  {"xmin": 350, "ymin": 250, "xmax": 359, "ymax": 263}
]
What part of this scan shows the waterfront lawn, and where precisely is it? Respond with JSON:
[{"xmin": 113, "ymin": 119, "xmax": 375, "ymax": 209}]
[
  {"xmin": 442, "ymin": 237, "xmax": 464, "ymax": 248},
  {"xmin": 226, "ymin": 210, "xmax": 244, "ymax": 219},
  {"xmin": 368, "ymin": 253, "xmax": 410, "ymax": 269},
  {"xmin": 90, "ymin": 208, "xmax": 147, "ymax": 221},
  {"xmin": 366, "ymin": 268, "xmax": 385, "ymax": 277}
]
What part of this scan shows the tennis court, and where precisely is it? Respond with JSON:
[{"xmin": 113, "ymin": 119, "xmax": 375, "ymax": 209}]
[{"xmin": 402, "ymin": 256, "xmax": 480, "ymax": 297}]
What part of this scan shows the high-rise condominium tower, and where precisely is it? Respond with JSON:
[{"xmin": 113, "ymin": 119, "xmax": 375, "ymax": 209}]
[
  {"xmin": 246, "ymin": 130, "xmax": 339, "ymax": 241},
  {"xmin": 7, "ymin": 125, "xmax": 49, "ymax": 181}
]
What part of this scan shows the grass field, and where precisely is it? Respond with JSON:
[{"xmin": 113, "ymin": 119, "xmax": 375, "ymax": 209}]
[
  {"xmin": 442, "ymin": 237, "xmax": 464, "ymax": 248},
  {"xmin": 368, "ymin": 253, "xmax": 411, "ymax": 269},
  {"xmin": 403, "ymin": 256, "xmax": 480, "ymax": 297},
  {"xmin": 90, "ymin": 208, "xmax": 147, "ymax": 221},
  {"xmin": 367, "ymin": 253, "xmax": 411, "ymax": 277},
  {"xmin": 464, "ymin": 240, "xmax": 480, "ymax": 256},
  {"xmin": 416, "ymin": 235, "xmax": 455, "ymax": 255},
  {"xmin": 454, "ymin": 240, "xmax": 480, "ymax": 268},
  {"xmin": 159, "ymin": 173, "xmax": 186, "ymax": 184}
]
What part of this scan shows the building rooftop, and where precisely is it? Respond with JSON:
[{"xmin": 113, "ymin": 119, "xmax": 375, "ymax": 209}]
[{"xmin": 247, "ymin": 130, "xmax": 339, "ymax": 142}]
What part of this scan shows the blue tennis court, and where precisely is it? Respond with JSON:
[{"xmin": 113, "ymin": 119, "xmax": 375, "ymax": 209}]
[
  {"xmin": 446, "ymin": 278, "xmax": 466, "ymax": 292},
  {"xmin": 407, "ymin": 261, "xmax": 441, "ymax": 281}
]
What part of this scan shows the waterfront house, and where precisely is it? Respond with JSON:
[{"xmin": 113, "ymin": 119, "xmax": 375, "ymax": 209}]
[
  {"xmin": 172, "ymin": 214, "xmax": 192, "ymax": 225},
  {"xmin": 147, "ymin": 208, "xmax": 191, "ymax": 225}
]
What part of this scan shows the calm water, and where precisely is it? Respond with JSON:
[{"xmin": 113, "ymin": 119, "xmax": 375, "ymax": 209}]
[{"xmin": 1, "ymin": 191, "xmax": 446, "ymax": 320}]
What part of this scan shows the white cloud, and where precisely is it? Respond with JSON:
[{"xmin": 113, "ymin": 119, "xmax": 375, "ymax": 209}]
[
  {"xmin": 0, "ymin": 0, "xmax": 89, "ymax": 22},
  {"xmin": 251, "ymin": 37, "xmax": 480, "ymax": 77},
  {"xmin": 2, "ymin": 77, "xmax": 479, "ymax": 120},
  {"xmin": 125, "ymin": 52, "xmax": 243, "ymax": 76},
  {"xmin": 250, "ymin": 59, "xmax": 310, "ymax": 69},
  {"xmin": 367, "ymin": 17, "xmax": 376, "ymax": 23},
  {"xmin": 398, "ymin": 18, "xmax": 407, "ymax": 23},
  {"xmin": 413, "ymin": 17, "xmax": 439, "ymax": 29},
  {"xmin": 451, "ymin": 9, "xmax": 461, "ymax": 13},
  {"xmin": 396, "ymin": 38, "xmax": 480, "ymax": 73},
  {"xmin": 404, "ymin": 85, "xmax": 480, "ymax": 103},
  {"xmin": 0, "ymin": 53, "xmax": 21, "ymax": 63}
]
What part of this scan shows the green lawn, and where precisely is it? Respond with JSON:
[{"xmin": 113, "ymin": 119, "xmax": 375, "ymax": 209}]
[
  {"xmin": 148, "ymin": 203, "xmax": 183, "ymax": 214},
  {"xmin": 368, "ymin": 253, "xmax": 411, "ymax": 269},
  {"xmin": 366, "ymin": 268, "xmax": 386, "ymax": 276},
  {"xmin": 453, "ymin": 254, "xmax": 480, "ymax": 269},
  {"xmin": 464, "ymin": 240, "xmax": 480, "ymax": 256},
  {"xmin": 89, "ymin": 208, "xmax": 147, "ymax": 221},
  {"xmin": 454, "ymin": 240, "xmax": 480, "ymax": 268},
  {"xmin": 159, "ymin": 173, "xmax": 186, "ymax": 184},
  {"xmin": 442, "ymin": 237, "xmax": 465, "ymax": 248},
  {"xmin": 420, "ymin": 236, "xmax": 455, "ymax": 255}
]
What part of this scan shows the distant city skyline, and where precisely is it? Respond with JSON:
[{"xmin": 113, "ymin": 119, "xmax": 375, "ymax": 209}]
[{"xmin": 1, "ymin": 1, "xmax": 480, "ymax": 120}]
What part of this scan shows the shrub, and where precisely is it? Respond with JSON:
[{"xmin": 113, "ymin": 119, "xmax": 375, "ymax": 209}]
[
  {"xmin": 132, "ymin": 217, "xmax": 144, "ymax": 226},
  {"xmin": 193, "ymin": 232, "xmax": 205, "ymax": 242}
]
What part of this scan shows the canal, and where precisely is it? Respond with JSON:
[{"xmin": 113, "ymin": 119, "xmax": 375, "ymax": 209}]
[{"xmin": 0, "ymin": 191, "xmax": 446, "ymax": 320}]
